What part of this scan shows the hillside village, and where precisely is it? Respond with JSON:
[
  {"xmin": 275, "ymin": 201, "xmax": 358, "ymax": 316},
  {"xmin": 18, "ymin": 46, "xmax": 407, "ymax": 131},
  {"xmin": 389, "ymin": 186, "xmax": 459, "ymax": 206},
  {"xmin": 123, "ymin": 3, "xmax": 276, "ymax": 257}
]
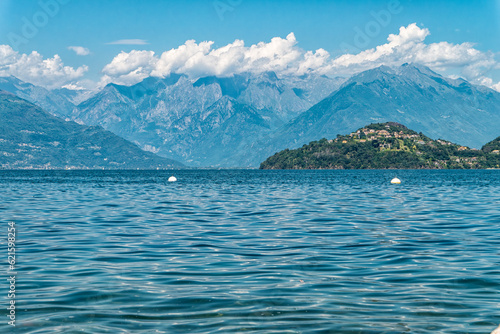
[
  {"xmin": 334, "ymin": 123, "xmax": 470, "ymax": 149},
  {"xmin": 261, "ymin": 122, "xmax": 500, "ymax": 169}
]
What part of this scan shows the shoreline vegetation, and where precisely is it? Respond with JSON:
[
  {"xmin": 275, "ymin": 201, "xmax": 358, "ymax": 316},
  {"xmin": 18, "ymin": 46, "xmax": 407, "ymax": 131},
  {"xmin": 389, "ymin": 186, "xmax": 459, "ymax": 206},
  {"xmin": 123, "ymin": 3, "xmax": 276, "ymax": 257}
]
[{"xmin": 260, "ymin": 122, "xmax": 500, "ymax": 170}]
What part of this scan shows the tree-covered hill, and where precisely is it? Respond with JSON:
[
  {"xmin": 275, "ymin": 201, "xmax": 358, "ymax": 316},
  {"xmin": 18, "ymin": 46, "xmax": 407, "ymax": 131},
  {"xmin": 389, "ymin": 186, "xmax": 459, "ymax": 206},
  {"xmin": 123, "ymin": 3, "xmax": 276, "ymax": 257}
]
[{"xmin": 260, "ymin": 122, "xmax": 500, "ymax": 169}]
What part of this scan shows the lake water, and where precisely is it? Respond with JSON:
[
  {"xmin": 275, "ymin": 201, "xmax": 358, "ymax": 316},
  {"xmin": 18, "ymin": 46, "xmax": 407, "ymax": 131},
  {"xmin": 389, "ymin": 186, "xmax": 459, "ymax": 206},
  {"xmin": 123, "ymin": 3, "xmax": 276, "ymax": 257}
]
[{"xmin": 1, "ymin": 170, "xmax": 499, "ymax": 333}]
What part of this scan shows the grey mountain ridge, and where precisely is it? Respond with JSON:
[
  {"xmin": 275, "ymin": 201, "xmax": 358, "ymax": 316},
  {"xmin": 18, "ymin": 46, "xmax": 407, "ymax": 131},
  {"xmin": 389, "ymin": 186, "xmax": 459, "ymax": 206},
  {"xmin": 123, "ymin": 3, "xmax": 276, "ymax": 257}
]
[
  {"xmin": 267, "ymin": 64, "xmax": 500, "ymax": 160},
  {"xmin": 0, "ymin": 90, "xmax": 183, "ymax": 169},
  {"xmin": 0, "ymin": 76, "xmax": 78, "ymax": 118},
  {"xmin": 1, "ymin": 64, "xmax": 499, "ymax": 167},
  {"xmin": 69, "ymin": 71, "xmax": 343, "ymax": 166}
]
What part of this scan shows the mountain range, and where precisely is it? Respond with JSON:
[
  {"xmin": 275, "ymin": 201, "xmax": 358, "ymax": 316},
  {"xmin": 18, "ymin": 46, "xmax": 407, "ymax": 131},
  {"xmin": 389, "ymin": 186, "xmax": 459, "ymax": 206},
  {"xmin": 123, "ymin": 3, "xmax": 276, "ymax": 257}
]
[
  {"xmin": 0, "ymin": 76, "xmax": 90, "ymax": 118},
  {"xmin": 0, "ymin": 90, "xmax": 182, "ymax": 169},
  {"xmin": 272, "ymin": 64, "xmax": 500, "ymax": 153},
  {"xmin": 1, "ymin": 64, "xmax": 499, "ymax": 168},
  {"xmin": 69, "ymin": 72, "xmax": 343, "ymax": 166}
]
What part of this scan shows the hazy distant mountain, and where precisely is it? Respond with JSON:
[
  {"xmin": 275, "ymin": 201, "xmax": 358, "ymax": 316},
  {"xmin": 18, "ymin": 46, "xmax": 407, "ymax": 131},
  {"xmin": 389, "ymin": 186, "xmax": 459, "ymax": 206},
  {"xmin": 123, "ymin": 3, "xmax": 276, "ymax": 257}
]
[
  {"xmin": 71, "ymin": 72, "xmax": 343, "ymax": 166},
  {"xmin": 178, "ymin": 96, "xmax": 273, "ymax": 166},
  {"xmin": 0, "ymin": 76, "xmax": 87, "ymax": 117},
  {"xmin": 272, "ymin": 64, "xmax": 500, "ymax": 154},
  {"xmin": 5, "ymin": 64, "xmax": 499, "ymax": 168},
  {"xmin": 0, "ymin": 90, "xmax": 182, "ymax": 169}
]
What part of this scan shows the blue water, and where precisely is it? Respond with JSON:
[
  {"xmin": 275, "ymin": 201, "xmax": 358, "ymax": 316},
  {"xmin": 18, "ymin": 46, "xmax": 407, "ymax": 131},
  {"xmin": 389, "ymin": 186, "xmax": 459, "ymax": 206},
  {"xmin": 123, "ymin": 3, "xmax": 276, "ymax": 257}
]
[{"xmin": 1, "ymin": 170, "xmax": 500, "ymax": 333}]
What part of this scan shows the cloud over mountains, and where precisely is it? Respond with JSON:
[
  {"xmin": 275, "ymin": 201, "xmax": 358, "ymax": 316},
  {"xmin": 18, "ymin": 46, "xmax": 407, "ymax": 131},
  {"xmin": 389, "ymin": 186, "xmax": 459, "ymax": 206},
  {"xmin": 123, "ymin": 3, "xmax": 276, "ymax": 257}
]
[
  {"xmin": 0, "ymin": 45, "xmax": 88, "ymax": 89},
  {"xmin": 0, "ymin": 24, "xmax": 498, "ymax": 91},
  {"xmin": 330, "ymin": 24, "xmax": 498, "ymax": 82},
  {"xmin": 100, "ymin": 23, "xmax": 499, "ymax": 89}
]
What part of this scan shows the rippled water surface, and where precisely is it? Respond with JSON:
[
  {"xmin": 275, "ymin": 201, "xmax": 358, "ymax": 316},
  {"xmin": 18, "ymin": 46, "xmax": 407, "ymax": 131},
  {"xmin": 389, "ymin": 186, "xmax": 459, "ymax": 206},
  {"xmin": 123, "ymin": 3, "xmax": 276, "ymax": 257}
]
[{"xmin": 1, "ymin": 170, "xmax": 500, "ymax": 333}]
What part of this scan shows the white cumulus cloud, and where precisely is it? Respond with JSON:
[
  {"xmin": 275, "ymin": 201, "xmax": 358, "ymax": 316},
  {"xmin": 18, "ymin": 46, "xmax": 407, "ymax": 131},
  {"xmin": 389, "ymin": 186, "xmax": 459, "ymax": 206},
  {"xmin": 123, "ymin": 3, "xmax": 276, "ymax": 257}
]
[
  {"xmin": 102, "ymin": 33, "xmax": 327, "ymax": 85},
  {"xmin": 2, "ymin": 24, "xmax": 498, "ymax": 92},
  {"xmin": 0, "ymin": 45, "xmax": 88, "ymax": 89},
  {"xmin": 99, "ymin": 24, "xmax": 500, "ymax": 91},
  {"xmin": 152, "ymin": 40, "xmax": 215, "ymax": 78},
  {"xmin": 68, "ymin": 46, "xmax": 90, "ymax": 56},
  {"xmin": 327, "ymin": 23, "xmax": 499, "ymax": 90},
  {"xmin": 101, "ymin": 50, "xmax": 157, "ymax": 86},
  {"xmin": 493, "ymin": 82, "xmax": 500, "ymax": 92}
]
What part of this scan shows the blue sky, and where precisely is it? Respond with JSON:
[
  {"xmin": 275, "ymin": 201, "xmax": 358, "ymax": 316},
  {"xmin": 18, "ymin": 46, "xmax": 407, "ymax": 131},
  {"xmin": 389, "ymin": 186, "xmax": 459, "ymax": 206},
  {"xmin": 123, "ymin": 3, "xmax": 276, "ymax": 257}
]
[{"xmin": 0, "ymin": 0, "xmax": 499, "ymax": 90}]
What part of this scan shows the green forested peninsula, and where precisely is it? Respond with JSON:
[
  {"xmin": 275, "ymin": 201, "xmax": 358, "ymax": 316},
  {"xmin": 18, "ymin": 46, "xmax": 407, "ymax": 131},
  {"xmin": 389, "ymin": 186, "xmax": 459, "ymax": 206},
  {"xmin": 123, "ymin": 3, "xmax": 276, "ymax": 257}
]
[{"xmin": 260, "ymin": 122, "xmax": 500, "ymax": 169}]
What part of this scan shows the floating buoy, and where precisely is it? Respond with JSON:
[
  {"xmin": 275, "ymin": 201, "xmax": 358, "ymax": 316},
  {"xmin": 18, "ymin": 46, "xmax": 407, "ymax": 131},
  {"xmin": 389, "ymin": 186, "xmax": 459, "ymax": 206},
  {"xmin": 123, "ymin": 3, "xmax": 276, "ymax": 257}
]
[
  {"xmin": 491, "ymin": 324, "xmax": 500, "ymax": 334},
  {"xmin": 168, "ymin": 176, "xmax": 177, "ymax": 182},
  {"xmin": 390, "ymin": 177, "xmax": 401, "ymax": 184}
]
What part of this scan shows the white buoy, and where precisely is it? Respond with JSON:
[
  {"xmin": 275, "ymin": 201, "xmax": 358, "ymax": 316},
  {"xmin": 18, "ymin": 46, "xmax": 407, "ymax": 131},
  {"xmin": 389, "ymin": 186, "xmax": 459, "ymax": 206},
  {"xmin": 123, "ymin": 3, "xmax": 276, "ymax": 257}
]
[
  {"xmin": 168, "ymin": 176, "xmax": 177, "ymax": 182},
  {"xmin": 390, "ymin": 177, "xmax": 401, "ymax": 184}
]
